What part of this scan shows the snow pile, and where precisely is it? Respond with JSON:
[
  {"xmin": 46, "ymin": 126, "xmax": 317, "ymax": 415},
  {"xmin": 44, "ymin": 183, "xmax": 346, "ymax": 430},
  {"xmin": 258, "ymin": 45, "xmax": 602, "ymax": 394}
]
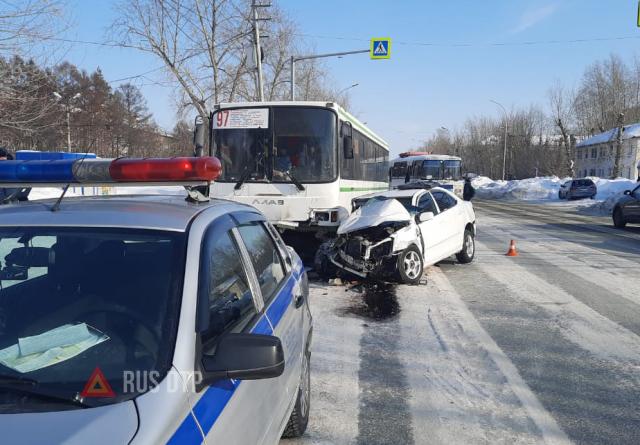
[
  {"xmin": 472, "ymin": 176, "xmax": 567, "ymax": 200},
  {"xmin": 28, "ymin": 187, "xmax": 82, "ymax": 200},
  {"xmin": 472, "ymin": 175, "xmax": 637, "ymax": 214},
  {"xmin": 21, "ymin": 185, "xmax": 186, "ymax": 201},
  {"xmin": 592, "ymin": 177, "xmax": 636, "ymax": 212}
]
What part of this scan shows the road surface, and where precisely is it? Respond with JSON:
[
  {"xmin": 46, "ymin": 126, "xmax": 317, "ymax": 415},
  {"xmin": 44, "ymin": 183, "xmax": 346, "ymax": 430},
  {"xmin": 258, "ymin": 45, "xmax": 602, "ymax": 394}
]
[{"xmin": 282, "ymin": 199, "xmax": 640, "ymax": 445}]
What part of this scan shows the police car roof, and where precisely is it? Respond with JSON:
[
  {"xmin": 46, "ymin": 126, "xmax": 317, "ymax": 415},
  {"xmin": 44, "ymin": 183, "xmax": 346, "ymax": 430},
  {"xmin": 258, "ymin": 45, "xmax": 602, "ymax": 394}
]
[{"xmin": 0, "ymin": 194, "xmax": 254, "ymax": 232}]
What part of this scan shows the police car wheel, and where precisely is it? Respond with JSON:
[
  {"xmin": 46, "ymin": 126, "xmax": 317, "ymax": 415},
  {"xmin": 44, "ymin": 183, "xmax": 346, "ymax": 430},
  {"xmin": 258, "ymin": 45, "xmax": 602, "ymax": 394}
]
[{"xmin": 282, "ymin": 350, "xmax": 310, "ymax": 438}]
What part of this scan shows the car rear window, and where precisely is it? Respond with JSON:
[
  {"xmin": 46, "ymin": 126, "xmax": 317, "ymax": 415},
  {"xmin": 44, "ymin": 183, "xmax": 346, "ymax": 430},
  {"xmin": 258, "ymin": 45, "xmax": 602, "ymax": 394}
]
[{"xmin": 574, "ymin": 179, "xmax": 594, "ymax": 187}]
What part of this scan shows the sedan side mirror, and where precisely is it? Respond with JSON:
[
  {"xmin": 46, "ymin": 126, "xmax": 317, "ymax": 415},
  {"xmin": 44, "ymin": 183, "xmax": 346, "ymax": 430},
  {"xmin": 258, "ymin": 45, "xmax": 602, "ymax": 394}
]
[
  {"xmin": 201, "ymin": 333, "xmax": 284, "ymax": 385},
  {"xmin": 624, "ymin": 190, "xmax": 632, "ymax": 195},
  {"xmin": 418, "ymin": 211, "xmax": 435, "ymax": 222}
]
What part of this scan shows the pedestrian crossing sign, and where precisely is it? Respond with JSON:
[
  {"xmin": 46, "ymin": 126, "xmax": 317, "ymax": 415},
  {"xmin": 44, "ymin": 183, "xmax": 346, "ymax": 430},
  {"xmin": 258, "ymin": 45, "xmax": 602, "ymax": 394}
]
[{"xmin": 370, "ymin": 38, "xmax": 391, "ymax": 59}]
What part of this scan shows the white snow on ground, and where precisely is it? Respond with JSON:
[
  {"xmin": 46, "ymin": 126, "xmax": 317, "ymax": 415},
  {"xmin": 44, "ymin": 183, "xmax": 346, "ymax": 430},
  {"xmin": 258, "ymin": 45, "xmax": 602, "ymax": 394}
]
[
  {"xmin": 472, "ymin": 175, "xmax": 637, "ymax": 214},
  {"xmin": 19, "ymin": 185, "xmax": 186, "ymax": 201}
]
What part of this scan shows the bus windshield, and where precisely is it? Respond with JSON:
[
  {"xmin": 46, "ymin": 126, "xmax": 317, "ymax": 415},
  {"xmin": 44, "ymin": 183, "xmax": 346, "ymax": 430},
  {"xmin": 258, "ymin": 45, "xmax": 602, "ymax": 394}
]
[
  {"xmin": 443, "ymin": 160, "xmax": 461, "ymax": 179},
  {"xmin": 421, "ymin": 160, "xmax": 442, "ymax": 179},
  {"xmin": 214, "ymin": 107, "xmax": 337, "ymax": 183}
]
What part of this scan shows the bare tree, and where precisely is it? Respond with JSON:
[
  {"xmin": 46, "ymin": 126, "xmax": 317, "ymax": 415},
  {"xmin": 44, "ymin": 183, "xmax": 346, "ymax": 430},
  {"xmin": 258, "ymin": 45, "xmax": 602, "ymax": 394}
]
[
  {"xmin": 0, "ymin": 0, "xmax": 63, "ymax": 53},
  {"xmin": 113, "ymin": 0, "xmax": 347, "ymax": 122},
  {"xmin": 0, "ymin": 1, "xmax": 65, "ymax": 136},
  {"xmin": 548, "ymin": 81, "xmax": 575, "ymax": 177}
]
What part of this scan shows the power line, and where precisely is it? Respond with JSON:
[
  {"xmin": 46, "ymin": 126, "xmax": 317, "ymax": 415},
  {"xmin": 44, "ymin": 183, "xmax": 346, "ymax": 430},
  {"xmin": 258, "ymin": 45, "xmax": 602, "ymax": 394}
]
[{"xmin": 294, "ymin": 33, "xmax": 640, "ymax": 48}]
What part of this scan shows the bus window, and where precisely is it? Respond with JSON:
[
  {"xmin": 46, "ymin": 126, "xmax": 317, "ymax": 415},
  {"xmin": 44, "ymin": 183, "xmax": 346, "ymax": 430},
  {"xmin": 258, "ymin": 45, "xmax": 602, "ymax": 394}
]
[
  {"xmin": 391, "ymin": 162, "xmax": 407, "ymax": 178},
  {"xmin": 421, "ymin": 160, "xmax": 442, "ymax": 179},
  {"xmin": 273, "ymin": 108, "xmax": 337, "ymax": 183},
  {"xmin": 443, "ymin": 160, "xmax": 461, "ymax": 180}
]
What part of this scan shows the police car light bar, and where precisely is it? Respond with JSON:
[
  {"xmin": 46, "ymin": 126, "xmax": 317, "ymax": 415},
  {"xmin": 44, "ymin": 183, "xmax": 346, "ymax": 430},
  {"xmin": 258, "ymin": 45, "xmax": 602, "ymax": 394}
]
[{"xmin": 0, "ymin": 157, "xmax": 222, "ymax": 185}]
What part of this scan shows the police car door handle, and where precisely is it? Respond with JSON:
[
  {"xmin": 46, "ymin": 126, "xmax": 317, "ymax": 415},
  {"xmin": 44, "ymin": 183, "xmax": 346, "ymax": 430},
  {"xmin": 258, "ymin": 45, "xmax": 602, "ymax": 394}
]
[{"xmin": 294, "ymin": 293, "xmax": 305, "ymax": 308}]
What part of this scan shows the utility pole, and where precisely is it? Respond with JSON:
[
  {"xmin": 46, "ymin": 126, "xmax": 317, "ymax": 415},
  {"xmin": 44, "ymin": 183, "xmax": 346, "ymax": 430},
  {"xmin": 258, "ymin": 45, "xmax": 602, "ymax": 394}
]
[
  {"xmin": 613, "ymin": 112, "xmax": 625, "ymax": 178},
  {"xmin": 490, "ymin": 99, "xmax": 508, "ymax": 180},
  {"xmin": 53, "ymin": 92, "xmax": 81, "ymax": 152},
  {"xmin": 252, "ymin": 1, "xmax": 270, "ymax": 102}
]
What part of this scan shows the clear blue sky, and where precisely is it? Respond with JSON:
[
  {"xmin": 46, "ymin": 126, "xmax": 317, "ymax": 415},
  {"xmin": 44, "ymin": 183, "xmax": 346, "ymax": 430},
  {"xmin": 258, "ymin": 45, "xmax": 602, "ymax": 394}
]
[{"xmin": 61, "ymin": 0, "xmax": 640, "ymax": 156}]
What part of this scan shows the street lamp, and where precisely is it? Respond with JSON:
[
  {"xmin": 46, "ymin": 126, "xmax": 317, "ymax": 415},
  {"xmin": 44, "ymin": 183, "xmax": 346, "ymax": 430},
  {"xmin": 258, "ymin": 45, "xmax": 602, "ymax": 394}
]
[
  {"xmin": 53, "ymin": 92, "xmax": 81, "ymax": 152},
  {"xmin": 337, "ymin": 83, "xmax": 359, "ymax": 96},
  {"xmin": 490, "ymin": 99, "xmax": 508, "ymax": 180}
]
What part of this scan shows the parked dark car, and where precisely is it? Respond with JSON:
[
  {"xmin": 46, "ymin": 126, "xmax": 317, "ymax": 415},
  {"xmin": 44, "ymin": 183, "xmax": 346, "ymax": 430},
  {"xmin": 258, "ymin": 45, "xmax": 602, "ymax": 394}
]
[
  {"xmin": 612, "ymin": 184, "xmax": 640, "ymax": 228},
  {"xmin": 559, "ymin": 178, "xmax": 597, "ymax": 200}
]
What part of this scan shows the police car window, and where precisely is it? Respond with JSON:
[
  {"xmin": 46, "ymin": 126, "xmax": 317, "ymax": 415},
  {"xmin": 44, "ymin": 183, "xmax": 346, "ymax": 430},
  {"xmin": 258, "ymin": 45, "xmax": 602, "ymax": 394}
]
[
  {"xmin": 417, "ymin": 193, "xmax": 438, "ymax": 214},
  {"xmin": 432, "ymin": 191, "xmax": 457, "ymax": 211},
  {"xmin": 201, "ymin": 231, "xmax": 256, "ymax": 345},
  {"xmin": 237, "ymin": 223, "xmax": 286, "ymax": 304}
]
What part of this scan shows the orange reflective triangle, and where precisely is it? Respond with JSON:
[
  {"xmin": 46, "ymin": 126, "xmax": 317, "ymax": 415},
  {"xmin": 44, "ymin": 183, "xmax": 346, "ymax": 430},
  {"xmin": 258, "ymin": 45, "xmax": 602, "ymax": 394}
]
[{"xmin": 80, "ymin": 367, "xmax": 115, "ymax": 398}]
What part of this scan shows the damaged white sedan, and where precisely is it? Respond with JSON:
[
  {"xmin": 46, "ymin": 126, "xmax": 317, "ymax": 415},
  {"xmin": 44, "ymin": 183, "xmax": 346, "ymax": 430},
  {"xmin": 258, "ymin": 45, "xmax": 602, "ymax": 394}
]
[{"xmin": 325, "ymin": 187, "xmax": 476, "ymax": 284}]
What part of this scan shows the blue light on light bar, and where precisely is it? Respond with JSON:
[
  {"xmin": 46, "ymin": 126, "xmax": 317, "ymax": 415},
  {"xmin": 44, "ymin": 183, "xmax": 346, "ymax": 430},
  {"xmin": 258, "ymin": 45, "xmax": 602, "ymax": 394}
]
[{"xmin": 0, "ymin": 160, "xmax": 76, "ymax": 182}]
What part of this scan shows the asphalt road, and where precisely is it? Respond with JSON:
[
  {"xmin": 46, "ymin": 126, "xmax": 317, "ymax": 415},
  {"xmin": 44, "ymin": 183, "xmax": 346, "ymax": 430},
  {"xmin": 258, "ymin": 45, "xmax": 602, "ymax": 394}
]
[{"xmin": 282, "ymin": 199, "xmax": 640, "ymax": 445}]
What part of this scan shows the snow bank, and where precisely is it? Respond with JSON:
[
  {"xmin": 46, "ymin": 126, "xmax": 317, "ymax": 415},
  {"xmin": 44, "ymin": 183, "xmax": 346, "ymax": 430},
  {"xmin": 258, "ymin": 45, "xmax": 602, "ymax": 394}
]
[
  {"xmin": 21, "ymin": 185, "xmax": 186, "ymax": 201},
  {"xmin": 473, "ymin": 175, "xmax": 637, "ymax": 213},
  {"xmin": 472, "ymin": 176, "xmax": 568, "ymax": 200}
]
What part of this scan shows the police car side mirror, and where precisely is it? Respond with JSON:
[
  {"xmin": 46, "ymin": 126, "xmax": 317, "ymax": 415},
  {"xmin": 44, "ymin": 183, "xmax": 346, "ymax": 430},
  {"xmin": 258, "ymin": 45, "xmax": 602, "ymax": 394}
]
[{"xmin": 201, "ymin": 333, "xmax": 285, "ymax": 383}]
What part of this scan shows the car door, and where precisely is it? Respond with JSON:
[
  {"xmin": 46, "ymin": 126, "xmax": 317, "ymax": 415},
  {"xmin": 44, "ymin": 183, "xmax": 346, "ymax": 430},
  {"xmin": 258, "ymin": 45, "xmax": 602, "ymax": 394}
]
[
  {"xmin": 415, "ymin": 192, "xmax": 447, "ymax": 265},
  {"xmin": 623, "ymin": 184, "xmax": 640, "ymax": 222},
  {"xmin": 430, "ymin": 190, "xmax": 464, "ymax": 257},
  {"xmin": 191, "ymin": 214, "xmax": 275, "ymax": 445},
  {"xmin": 233, "ymin": 214, "xmax": 304, "ymax": 443}
]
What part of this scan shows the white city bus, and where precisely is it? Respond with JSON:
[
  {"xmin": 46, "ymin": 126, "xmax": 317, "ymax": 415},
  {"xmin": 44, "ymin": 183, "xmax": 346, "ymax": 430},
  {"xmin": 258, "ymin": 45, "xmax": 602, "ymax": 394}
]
[
  {"xmin": 208, "ymin": 101, "xmax": 389, "ymax": 234},
  {"xmin": 389, "ymin": 152, "xmax": 463, "ymax": 195}
]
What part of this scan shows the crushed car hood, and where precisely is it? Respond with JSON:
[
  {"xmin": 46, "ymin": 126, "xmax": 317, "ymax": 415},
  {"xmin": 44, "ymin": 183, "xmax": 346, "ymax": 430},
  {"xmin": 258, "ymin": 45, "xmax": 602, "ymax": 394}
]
[{"xmin": 338, "ymin": 198, "xmax": 411, "ymax": 234}]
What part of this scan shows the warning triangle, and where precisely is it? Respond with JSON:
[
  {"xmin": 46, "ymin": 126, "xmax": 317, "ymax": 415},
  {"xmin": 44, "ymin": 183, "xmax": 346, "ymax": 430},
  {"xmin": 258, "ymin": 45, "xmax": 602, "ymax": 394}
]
[
  {"xmin": 80, "ymin": 367, "xmax": 115, "ymax": 398},
  {"xmin": 374, "ymin": 41, "xmax": 387, "ymax": 55}
]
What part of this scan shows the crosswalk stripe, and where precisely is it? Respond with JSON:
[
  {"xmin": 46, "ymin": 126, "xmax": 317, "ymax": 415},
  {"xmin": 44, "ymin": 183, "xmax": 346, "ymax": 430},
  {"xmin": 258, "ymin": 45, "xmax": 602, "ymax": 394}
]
[{"xmin": 428, "ymin": 268, "xmax": 572, "ymax": 445}]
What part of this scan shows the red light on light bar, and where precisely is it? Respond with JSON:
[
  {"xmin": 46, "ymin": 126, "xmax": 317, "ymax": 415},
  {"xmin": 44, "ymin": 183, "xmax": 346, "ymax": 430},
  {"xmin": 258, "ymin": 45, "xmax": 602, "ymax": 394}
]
[{"xmin": 109, "ymin": 157, "xmax": 221, "ymax": 182}]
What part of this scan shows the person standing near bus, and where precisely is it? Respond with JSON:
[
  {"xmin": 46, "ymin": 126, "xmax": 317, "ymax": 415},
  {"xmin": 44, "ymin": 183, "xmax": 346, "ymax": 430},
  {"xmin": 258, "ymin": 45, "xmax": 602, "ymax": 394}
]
[{"xmin": 463, "ymin": 176, "xmax": 475, "ymax": 201}]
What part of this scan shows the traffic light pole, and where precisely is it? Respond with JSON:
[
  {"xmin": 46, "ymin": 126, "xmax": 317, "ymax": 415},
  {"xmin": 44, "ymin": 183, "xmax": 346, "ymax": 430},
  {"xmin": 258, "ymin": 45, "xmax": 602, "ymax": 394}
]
[{"xmin": 290, "ymin": 49, "xmax": 369, "ymax": 100}]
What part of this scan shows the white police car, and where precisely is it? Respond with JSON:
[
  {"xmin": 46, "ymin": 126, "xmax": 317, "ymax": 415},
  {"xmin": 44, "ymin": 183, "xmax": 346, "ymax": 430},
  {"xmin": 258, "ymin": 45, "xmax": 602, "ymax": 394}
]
[{"xmin": 0, "ymin": 157, "xmax": 312, "ymax": 444}]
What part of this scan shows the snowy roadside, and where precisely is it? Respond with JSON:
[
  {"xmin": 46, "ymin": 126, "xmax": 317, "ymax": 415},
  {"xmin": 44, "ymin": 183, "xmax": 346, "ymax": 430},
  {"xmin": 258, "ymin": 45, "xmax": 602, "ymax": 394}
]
[
  {"xmin": 472, "ymin": 175, "xmax": 636, "ymax": 215},
  {"xmin": 17, "ymin": 185, "xmax": 186, "ymax": 201}
]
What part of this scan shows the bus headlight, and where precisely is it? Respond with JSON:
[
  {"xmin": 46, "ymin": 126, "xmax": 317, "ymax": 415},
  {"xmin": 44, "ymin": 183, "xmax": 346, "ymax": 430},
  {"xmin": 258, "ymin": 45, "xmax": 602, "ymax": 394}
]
[{"xmin": 311, "ymin": 208, "xmax": 342, "ymax": 226}]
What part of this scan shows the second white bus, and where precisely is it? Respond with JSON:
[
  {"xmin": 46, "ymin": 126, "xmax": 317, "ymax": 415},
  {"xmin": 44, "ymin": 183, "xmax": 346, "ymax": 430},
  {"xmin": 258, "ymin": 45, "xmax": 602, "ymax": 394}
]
[{"xmin": 389, "ymin": 152, "xmax": 463, "ymax": 195}]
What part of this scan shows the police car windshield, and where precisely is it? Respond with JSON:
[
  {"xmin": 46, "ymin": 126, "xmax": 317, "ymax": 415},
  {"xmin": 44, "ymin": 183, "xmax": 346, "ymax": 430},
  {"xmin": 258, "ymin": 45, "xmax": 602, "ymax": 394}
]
[{"xmin": 0, "ymin": 227, "xmax": 185, "ymax": 411}]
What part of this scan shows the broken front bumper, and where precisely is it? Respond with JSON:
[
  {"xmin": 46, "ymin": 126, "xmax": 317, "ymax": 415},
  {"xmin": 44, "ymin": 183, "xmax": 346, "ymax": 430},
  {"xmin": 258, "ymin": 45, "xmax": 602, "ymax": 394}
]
[{"xmin": 329, "ymin": 237, "xmax": 397, "ymax": 278}]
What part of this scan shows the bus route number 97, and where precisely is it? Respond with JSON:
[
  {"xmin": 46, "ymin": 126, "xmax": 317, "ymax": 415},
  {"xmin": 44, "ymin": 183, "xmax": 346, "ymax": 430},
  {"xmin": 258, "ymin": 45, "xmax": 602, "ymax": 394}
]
[{"xmin": 216, "ymin": 110, "xmax": 230, "ymax": 128}]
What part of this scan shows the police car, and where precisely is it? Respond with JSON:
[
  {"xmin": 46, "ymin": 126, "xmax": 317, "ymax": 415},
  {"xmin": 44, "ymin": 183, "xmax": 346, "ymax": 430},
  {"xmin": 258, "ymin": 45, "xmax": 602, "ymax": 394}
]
[{"xmin": 0, "ymin": 157, "xmax": 312, "ymax": 444}]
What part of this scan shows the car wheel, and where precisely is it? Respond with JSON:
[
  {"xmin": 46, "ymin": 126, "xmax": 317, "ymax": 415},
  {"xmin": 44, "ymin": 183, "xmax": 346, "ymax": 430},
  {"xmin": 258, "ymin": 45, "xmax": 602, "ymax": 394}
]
[
  {"xmin": 282, "ymin": 350, "xmax": 310, "ymax": 438},
  {"xmin": 397, "ymin": 245, "xmax": 423, "ymax": 285},
  {"xmin": 456, "ymin": 228, "xmax": 475, "ymax": 264},
  {"xmin": 613, "ymin": 207, "xmax": 627, "ymax": 228},
  {"xmin": 558, "ymin": 191, "xmax": 564, "ymax": 200}
]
